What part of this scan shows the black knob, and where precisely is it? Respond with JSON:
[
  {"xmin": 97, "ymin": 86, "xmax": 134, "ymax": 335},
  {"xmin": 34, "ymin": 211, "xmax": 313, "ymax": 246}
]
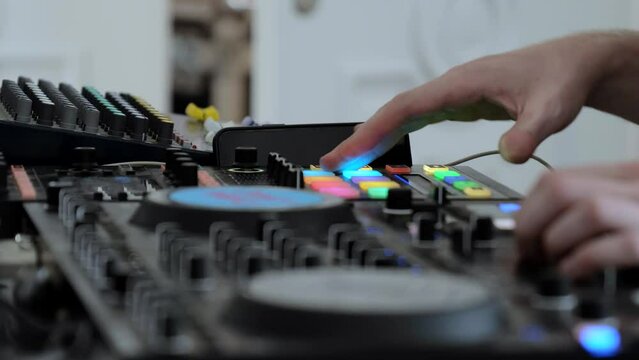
[
  {"xmin": 73, "ymin": 147, "xmax": 97, "ymax": 169},
  {"xmin": 105, "ymin": 261, "xmax": 130, "ymax": 295},
  {"xmin": 267, "ymin": 152, "xmax": 279, "ymax": 177},
  {"xmin": 177, "ymin": 162, "xmax": 199, "ymax": 187},
  {"xmin": 473, "ymin": 217, "xmax": 494, "ymax": 240},
  {"xmin": 450, "ymin": 227, "xmax": 472, "ymax": 258},
  {"xmin": 414, "ymin": 213, "xmax": 437, "ymax": 241},
  {"xmin": 537, "ymin": 275, "xmax": 571, "ymax": 297},
  {"xmin": 384, "ymin": 188, "xmax": 412, "ymax": 215},
  {"xmin": 234, "ymin": 147, "xmax": 258, "ymax": 168},
  {"xmin": 46, "ymin": 180, "xmax": 74, "ymax": 211},
  {"xmin": 189, "ymin": 256, "xmax": 208, "ymax": 280},
  {"xmin": 166, "ymin": 152, "xmax": 189, "ymax": 173},
  {"xmin": 157, "ymin": 312, "xmax": 179, "ymax": 338},
  {"xmin": 577, "ymin": 298, "xmax": 611, "ymax": 320}
]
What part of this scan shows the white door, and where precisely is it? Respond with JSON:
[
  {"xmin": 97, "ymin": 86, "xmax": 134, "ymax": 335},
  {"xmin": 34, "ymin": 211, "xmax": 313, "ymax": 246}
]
[{"xmin": 253, "ymin": 0, "xmax": 639, "ymax": 193}]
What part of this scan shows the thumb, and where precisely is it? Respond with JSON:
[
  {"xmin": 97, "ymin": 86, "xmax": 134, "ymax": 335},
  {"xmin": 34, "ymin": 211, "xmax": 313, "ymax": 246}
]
[{"xmin": 499, "ymin": 100, "xmax": 577, "ymax": 163}]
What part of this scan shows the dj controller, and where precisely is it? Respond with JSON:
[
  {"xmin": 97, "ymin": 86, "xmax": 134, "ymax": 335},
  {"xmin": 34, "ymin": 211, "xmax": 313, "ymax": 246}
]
[{"xmin": 0, "ymin": 76, "xmax": 637, "ymax": 359}]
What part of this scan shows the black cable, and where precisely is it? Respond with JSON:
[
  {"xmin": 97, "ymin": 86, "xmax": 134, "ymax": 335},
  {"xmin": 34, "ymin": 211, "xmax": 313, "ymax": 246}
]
[{"xmin": 444, "ymin": 150, "xmax": 553, "ymax": 170}]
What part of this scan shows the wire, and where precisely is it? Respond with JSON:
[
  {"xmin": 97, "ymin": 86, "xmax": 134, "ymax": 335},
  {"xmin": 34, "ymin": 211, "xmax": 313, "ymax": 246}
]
[
  {"xmin": 444, "ymin": 150, "xmax": 553, "ymax": 170},
  {"xmin": 101, "ymin": 161, "xmax": 165, "ymax": 167}
]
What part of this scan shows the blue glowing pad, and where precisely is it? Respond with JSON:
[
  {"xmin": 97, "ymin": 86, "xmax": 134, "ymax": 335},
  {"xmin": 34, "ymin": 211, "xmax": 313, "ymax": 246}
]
[
  {"xmin": 342, "ymin": 170, "xmax": 383, "ymax": 180},
  {"xmin": 499, "ymin": 203, "xmax": 522, "ymax": 214},
  {"xmin": 577, "ymin": 324, "xmax": 621, "ymax": 358},
  {"xmin": 303, "ymin": 170, "xmax": 335, "ymax": 177},
  {"xmin": 169, "ymin": 187, "xmax": 327, "ymax": 211},
  {"xmin": 443, "ymin": 176, "xmax": 467, "ymax": 185}
]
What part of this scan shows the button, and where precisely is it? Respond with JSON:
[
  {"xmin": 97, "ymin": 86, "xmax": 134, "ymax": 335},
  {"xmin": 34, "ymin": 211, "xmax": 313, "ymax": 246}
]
[
  {"xmin": 452, "ymin": 181, "xmax": 481, "ymax": 190},
  {"xmin": 385, "ymin": 165, "xmax": 411, "ymax": 174},
  {"xmin": 350, "ymin": 176, "xmax": 391, "ymax": 184},
  {"xmin": 309, "ymin": 164, "xmax": 322, "ymax": 170},
  {"xmin": 358, "ymin": 181, "xmax": 400, "ymax": 191},
  {"xmin": 433, "ymin": 170, "xmax": 461, "ymax": 181},
  {"xmin": 317, "ymin": 187, "xmax": 360, "ymax": 199},
  {"xmin": 367, "ymin": 187, "xmax": 389, "ymax": 199},
  {"xmin": 423, "ymin": 165, "xmax": 448, "ymax": 175},
  {"xmin": 443, "ymin": 176, "xmax": 467, "ymax": 185},
  {"xmin": 310, "ymin": 181, "xmax": 351, "ymax": 191},
  {"xmin": 233, "ymin": 147, "xmax": 258, "ymax": 168},
  {"xmin": 303, "ymin": 170, "xmax": 334, "ymax": 177},
  {"xmin": 464, "ymin": 187, "xmax": 492, "ymax": 198},
  {"xmin": 499, "ymin": 203, "xmax": 521, "ymax": 214},
  {"xmin": 303, "ymin": 176, "xmax": 340, "ymax": 185},
  {"xmin": 384, "ymin": 188, "xmax": 412, "ymax": 215},
  {"xmin": 341, "ymin": 170, "xmax": 383, "ymax": 180},
  {"xmin": 358, "ymin": 165, "xmax": 373, "ymax": 171}
]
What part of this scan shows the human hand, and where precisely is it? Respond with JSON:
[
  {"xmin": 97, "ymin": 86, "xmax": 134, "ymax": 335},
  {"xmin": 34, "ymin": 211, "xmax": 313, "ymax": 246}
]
[
  {"xmin": 320, "ymin": 32, "xmax": 638, "ymax": 171},
  {"xmin": 516, "ymin": 162, "xmax": 639, "ymax": 278}
]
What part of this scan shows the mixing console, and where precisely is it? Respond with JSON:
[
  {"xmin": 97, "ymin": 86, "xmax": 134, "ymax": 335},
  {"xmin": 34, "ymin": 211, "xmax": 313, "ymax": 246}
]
[
  {"xmin": 0, "ymin": 76, "xmax": 211, "ymax": 165},
  {"xmin": 0, "ymin": 79, "xmax": 635, "ymax": 359}
]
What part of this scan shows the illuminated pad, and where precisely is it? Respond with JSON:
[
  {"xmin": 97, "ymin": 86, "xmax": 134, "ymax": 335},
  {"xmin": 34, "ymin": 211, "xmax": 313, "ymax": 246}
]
[
  {"xmin": 309, "ymin": 165, "xmax": 322, "ymax": 170},
  {"xmin": 423, "ymin": 165, "xmax": 448, "ymax": 175},
  {"xmin": 310, "ymin": 181, "xmax": 351, "ymax": 191},
  {"xmin": 342, "ymin": 170, "xmax": 383, "ymax": 180},
  {"xmin": 303, "ymin": 170, "xmax": 335, "ymax": 177},
  {"xmin": 359, "ymin": 181, "xmax": 400, "ymax": 191},
  {"xmin": 368, "ymin": 187, "xmax": 390, "ymax": 199},
  {"xmin": 463, "ymin": 187, "xmax": 492, "ymax": 198},
  {"xmin": 359, "ymin": 165, "xmax": 373, "ymax": 171},
  {"xmin": 169, "ymin": 187, "xmax": 330, "ymax": 210},
  {"xmin": 304, "ymin": 176, "xmax": 340, "ymax": 185},
  {"xmin": 433, "ymin": 170, "xmax": 461, "ymax": 181},
  {"xmin": 452, "ymin": 181, "xmax": 480, "ymax": 190},
  {"xmin": 317, "ymin": 187, "xmax": 360, "ymax": 199},
  {"xmin": 443, "ymin": 176, "xmax": 467, "ymax": 185},
  {"xmin": 350, "ymin": 176, "xmax": 391, "ymax": 184},
  {"xmin": 385, "ymin": 165, "xmax": 411, "ymax": 174}
]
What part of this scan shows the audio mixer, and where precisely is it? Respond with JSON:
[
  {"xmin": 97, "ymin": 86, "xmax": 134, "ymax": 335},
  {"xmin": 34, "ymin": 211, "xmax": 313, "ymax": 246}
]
[{"xmin": 0, "ymin": 77, "xmax": 636, "ymax": 359}]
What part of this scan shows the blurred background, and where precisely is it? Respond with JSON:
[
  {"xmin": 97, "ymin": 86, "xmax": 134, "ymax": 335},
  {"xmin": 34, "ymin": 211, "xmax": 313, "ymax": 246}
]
[{"xmin": 0, "ymin": 0, "xmax": 638, "ymax": 193}]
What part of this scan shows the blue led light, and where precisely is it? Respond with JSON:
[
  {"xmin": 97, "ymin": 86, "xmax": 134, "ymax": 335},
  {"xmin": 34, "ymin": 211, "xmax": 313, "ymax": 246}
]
[
  {"xmin": 577, "ymin": 324, "xmax": 621, "ymax": 358},
  {"xmin": 341, "ymin": 170, "xmax": 383, "ymax": 180},
  {"xmin": 499, "ymin": 203, "xmax": 522, "ymax": 214},
  {"xmin": 303, "ymin": 170, "xmax": 334, "ymax": 177},
  {"xmin": 443, "ymin": 176, "xmax": 467, "ymax": 185},
  {"xmin": 394, "ymin": 175, "xmax": 410, "ymax": 185}
]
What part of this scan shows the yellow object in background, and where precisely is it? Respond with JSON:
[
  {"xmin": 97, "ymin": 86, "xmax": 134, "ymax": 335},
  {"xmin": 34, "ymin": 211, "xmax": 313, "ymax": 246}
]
[{"xmin": 186, "ymin": 103, "xmax": 220, "ymax": 122}]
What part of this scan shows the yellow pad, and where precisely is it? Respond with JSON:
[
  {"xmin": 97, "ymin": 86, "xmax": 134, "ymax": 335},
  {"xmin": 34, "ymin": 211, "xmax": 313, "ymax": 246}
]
[
  {"xmin": 310, "ymin": 165, "xmax": 322, "ymax": 170},
  {"xmin": 423, "ymin": 165, "xmax": 449, "ymax": 175},
  {"xmin": 304, "ymin": 176, "xmax": 341, "ymax": 185},
  {"xmin": 358, "ymin": 165, "xmax": 373, "ymax": 171},
  {"xmin": 358, "ymin": 181, "xmax": 400, "ymax": 191},
  {"xmin": 463, "ymin": 187, "xmax": 492, "ymax": 198}
]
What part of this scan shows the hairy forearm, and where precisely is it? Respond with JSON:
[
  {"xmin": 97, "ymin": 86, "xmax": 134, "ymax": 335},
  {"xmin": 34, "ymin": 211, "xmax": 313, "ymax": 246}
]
[{"xmin": 585, "ymin": 31, "xmax": 639, "ymax": 123}]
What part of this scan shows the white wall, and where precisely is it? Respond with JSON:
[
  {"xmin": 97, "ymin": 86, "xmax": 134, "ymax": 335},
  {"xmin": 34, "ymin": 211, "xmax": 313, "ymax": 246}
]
[
  {"xmin": 253, "ymin": 0, "xmax": 639, "ymax": 193},
  {"xmin": 0, "ymin": 0, "xmax": 171, "ymax": 112}
]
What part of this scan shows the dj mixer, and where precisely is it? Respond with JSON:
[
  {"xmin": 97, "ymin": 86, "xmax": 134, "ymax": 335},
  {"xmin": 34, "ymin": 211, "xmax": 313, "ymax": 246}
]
[{"xmin": 0, "ymin": 76, "xmax": 636, "ymax": 359}]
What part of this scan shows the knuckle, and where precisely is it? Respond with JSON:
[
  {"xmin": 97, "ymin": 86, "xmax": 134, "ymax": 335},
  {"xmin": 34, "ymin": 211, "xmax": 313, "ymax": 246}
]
[
  {"xmin": 581, "ymin": 197, "xmax": 608, "ymax": 227},
  {"xmin": 538, "ymin": 172, "xmax": 571, "ymax": 203}
]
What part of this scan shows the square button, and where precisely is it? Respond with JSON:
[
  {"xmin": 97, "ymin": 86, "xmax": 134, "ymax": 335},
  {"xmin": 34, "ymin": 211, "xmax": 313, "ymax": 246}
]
[
  {"xmin": 452, "ymin": 181, "xmax": 481, "ymax": 190},
  {"xmin": 318, "ymin": 187, "xmax": 360, "ymax": 199},
  {"xmin": 423, "ymin": 165, "xmax": 448, "ymax": 175},
  {"xmin": 310, "ymin": 181, "xmax": 351, "ymax": 191},
  {"xmin": 443, "ymin": 176, "xmax": 467, "ymax": 185},
  {"xmin": 350, "ymin": 176, "xmax": 391, "ymax": 184},
  {"xmin": 358, "ymin": 165, "xmax": 373, "ymax": 171},
  {"xmin": 303, "ymin": 170, "xmax": 334, "ymax": 177},
  {"xmin": 358, "ymin": 181, "xmax": 400, "ymax": 191},
  {"xmin": 463, "ymin": 187, "xmax": 492, "ymax": 198},
  {"xmin": 310, "ymin": 164, "xmax": 322, "ymax": 170},
  {"xmin": 342, "ymin": 170, "xmax": 383, "ymax": 180},
  {"xmin": 385, "ymin": 165, "xmax": 412, "ymax": 174},
  {"xmin": 368, "ymin": 187, "xmax": 390, "ymax": 199},
  {"xmin": 433, "ymin": 170, "xmax": 461, "ymax": 181},
  {"xmin": 304, "ymin": 176, "xmax": 340, "ymax": 185}
]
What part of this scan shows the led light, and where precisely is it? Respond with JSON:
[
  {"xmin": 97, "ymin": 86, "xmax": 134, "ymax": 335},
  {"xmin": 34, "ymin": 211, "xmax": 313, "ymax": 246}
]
[
  {"xmin": 318, "ymin": 187, "xmax": 360, "ymax": 199},
  {"xmin": 310, "ymin": 181, "xmax": 352, "ymax": 191},
  {"xmin": 433, "ymin": 170, "xmax": 461, "ymax": 181},
  {"xmin": 452, "ymin": 181, "xmax": 481, "ymax": 190},
  {"xmin": 499, "ymin": 203, "xmax": 522, "ymax": 214},
  {"xmin": 303, "ymin": 176, "xmax": 340, "ymax": 185},
  {"xmin": 577, "ymin": 324, "xmax": 621, "ymax": 358},
  {"xmin": 368, "ymin": 187, "xmax": 390, "ymax": 199},
  {"xmin": 385, "ymin": 165, "xmax": 411, "ymax": 174},
  {"xmin": 443, "ymin": 176, "xmax": 467, "ymax": 185},
  {"xmin": 423, "ymin": 165, "xmax": 448, "ymax": 175},
  {"xmin": 342, "ymin": 170, "xmax": 383, "ymax": 180},
  {"xmin": 350, "ymin": 176, "xmax": 391, "ymax": 184},
  {"xmin": 463, "ymin": 187, "xmax": 492, "ymax": 198},
  {"xmin": 303, "ymin": 170, "xmax": 334, "ymax": 177},
  {"xmin": 359, "ymin": 181, "xmax": 400, "ymax": 191}
]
